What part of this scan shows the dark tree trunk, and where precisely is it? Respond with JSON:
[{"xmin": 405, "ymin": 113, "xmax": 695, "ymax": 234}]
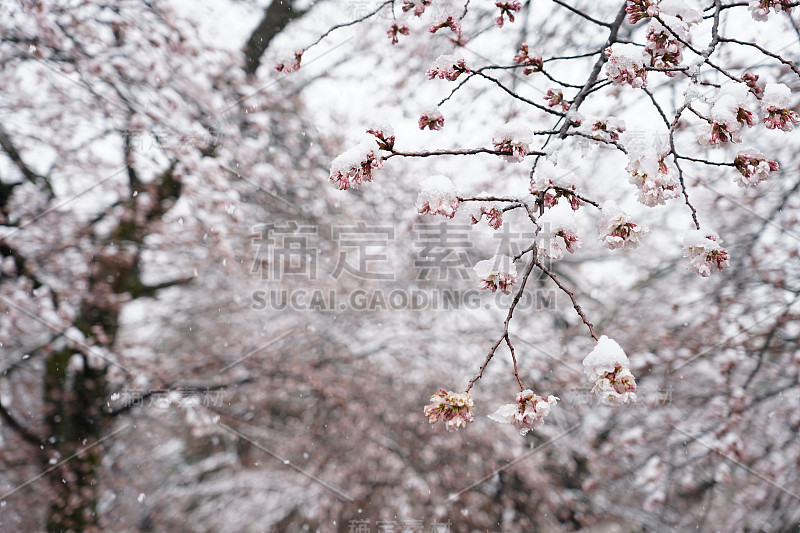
[
  {"xmin": 44, "ymin": 349, "xmax": 106, "ymax": 533},
  {"xmin": 243, "ymin": 0, "xmax": 304, "ymax": 75}
]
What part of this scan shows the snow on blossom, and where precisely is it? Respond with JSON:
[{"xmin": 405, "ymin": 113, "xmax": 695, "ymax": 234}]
[
  {"xmin": 513, "ymin": 43, "xmax": 543, "ymax": 75},
  {"xmin": 423, "ymin": 389, "xmax": 475, "ymax": 431},
  {"xmin": 749, "ymin": 0, "xmax": 793, "ymax": 21},
  {"xmin": 474, "ymin": 254, "xmax": 517, "ymax": 294},
  {"xmin": 488, "ymin": 389, "xmax": 558, "ymax": 435},
  {"xmin": 583, "ymin": 335, "xmax": 638, "ymax": 405},
  {"xmin": 366, "ymin": 121, "xmax": 395, "ymax": 150},
  {"xmin": 698, "ymin": 82, "xmax": 754, "ymax": 145},
  {"xmin": 530, "ymin": 161, "xmax": 584, "ymax": 210},
  {"xmin": 641, "ymin": 0, "xmax": 702, "ymax": 73},
  {"xmin": 495, "ymin": 1, "xmax": 522, "ymax": 27},
  {"xmin": 427, "ymin": 54, "xmax": 469, "ymax": 81},
  {"xmin": 599, "ymin": 201, "xmax": 646, "ymax": 249},
  {"xmin": 535, "ymin": 202, "xmax": 581, "ymax": 260},
  {"xmin": 402, "ymin": 0, "xmax": 431, "ymax": 16},
  {"xmin": 329, "ymin": 138, "xmax": 383, "ymax": 190},
  {"xmin": 626, "ymin": 0, "xmax": 659, "ymax": 24},
  {"xmin": 591, "ymin": 117, "xmax": 626, "ymax": 141},
  {"xmin": 683, "ymin": 229, "xmax": 730, "ymax": 276},
  {"xmin": 416, "ymin": 175, "xmax": 460, "ymax": 218},
  {"xmin": 419, "ymin": 107, "xmax": 445, "ymax": 130},
  {"xmin": 644, "ymin": 20, "xmax": 683, "ymax": 76},
  {"xmin": 604, "ymin": 44, "xmax": 647, "ymax": 88},
  {"xmin": 733, "ymin": 150, "xmax": 779, "ymax": 187},
  {"xmin": 761, "ymin": 83, "xmax": 800, "ymax": 131},
  {"xmin": 492, "ymin": 122, "xmax": 533, "ymax": 162},
  {"xmin": 387, "ymin": 23, "xmax": 409, "ymax": 45},
  {"xmin": 463, "ymin": 193, "xmax": 504, "ymax": 229},
  {"xmin": 274, "ymin": 50, "xmax": 303, "ymax": 73},
  {"xmin": 625, "ymin": 149, "xmax": 680, "ymax": 206}
]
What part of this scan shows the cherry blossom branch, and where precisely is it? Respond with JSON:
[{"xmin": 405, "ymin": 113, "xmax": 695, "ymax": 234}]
[
  {"xmin": 718, "ymin": 37, "xmax": 800, "ymax": 78},
  {"xmin": 387, "ymin": 147, "xmax": 546, "ymax": 159},
  {"xmin": 458, "ymin": 195, "xmax": 521, "ymax": 202},
  {"xmin": 675, "ymin": 155, "xmax": 735, "ymax": 166},
  {"xmin": 558, "ymin": 4, "xmax": 629, "ymax": 137},
  {"xmin": 303, "ymin": 0, "xmax": 393, "ymax": 55},
  {"xmin": 533, "ymin": 258, "xmax": 598, "ymax": 341},
  {"xmin": 568, "ymin": 130, "xmax": 628, "ymax": 155},
  {"xmin": 466, "ymin": 255, "xmax": 537, "ymax": 392},
  {"xmin": 550, "ymin": 0, "xmax": 613, "ymax": 27},
  {"xmin": 471, "ymin": 71, "xmax": 568, "ymax": 117},
  {"xmin": 505, "ymin": 335, "xmax": 524, "ymax": 390}
]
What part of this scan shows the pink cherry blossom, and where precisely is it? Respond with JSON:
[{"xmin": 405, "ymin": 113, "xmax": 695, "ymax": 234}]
[
  {"xmin": 488, "ymin": 389, "xmax": 558, "ymax": 435},
  {"xmin": 423, "ymin": 389, "xmax": 475, "ymax": 431}
]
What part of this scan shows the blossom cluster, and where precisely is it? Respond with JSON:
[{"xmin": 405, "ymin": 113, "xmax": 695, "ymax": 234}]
[
  {"xmin": 474, "ymin": 255, "xmax": 518, "ymax": 294},
  {"xmin": 402, "ymin": 0, "xmax": 431, "ymax": 16},
  {"xmin": 423, "ymin": 389, "xmax": 475, "ymax": 431},
  {"xmin": 545, "ymin": 89, "xmax": 569, "ymax": 112},
  {"xmin": 427, "ymin": 54, "xmax": 470, "ymax": 81},
  {"xmin": 591, "ymin": 117, "xmax": 626, "ymax": 141},
  {"xmin": 761, "ymin": 83, "xmax": 800, "ymax": 132},
  {"xmin": 599, "ymin": 202, "xmax": 646, "ymax": 250},
  {"xmin": 329, "ymin": 139, "xmax": 383, "ymax": 190},
  {"xmin": 513, "ymin": 43, "xmax": 543, "ymax": 75},
  {"xmin": 604, "ymin": 44, "xmax": 648, "ymax": 88},
  {"xmin": 749, "ymin": 0, "xmax": 793, "ymax": 21},
  {"xmin": 366, "ymin": 122, "xmax": 395, "ymax": 150},
  {"xmin": 698, "ymin": 82, "xmax": 755, "ymax": 146},
  {"xmin": 733, "ymin": 150, "xmax": 779, "ymax": 188},
  {"xmin": 530, "ymin": 161, "xmax": 584, "ymax": 210},
  {"xmin": 419, "ymin": 107, "xmax": 445, "ymax": 131},
  {"xmin": 488, "ymin": 389, "xmax": 559, "ymax": 435},
  {"xmin": 416, "ymin": 175, "xmax": 460, "ymax": 218},
  {"xmin": 274, "ymin": 50, "xmax": 303, "ymax": 73},
  {"xmin": 644, "ymin": 21, "xmax": 682, "ymax": 75},
  {"xmin": 492, "ymin": 122, "xmax": 533, "ymax": 163},
  {"xmin": 625, "ymin": 150, "xmax": 680, "ymax": 206},
  {"xmin": 495, "ymin": 1, "xmax": 522, "ymax": 27},
  {"xmin": 582, "ymin": 336, "xmax": 638, "ymax": 405},
  {"xmin": 429, "ymin": 15, "xmax": 462, "ymax": 38},
  {"xmin": 387, "ymin": 23, "xmax": 409, "ymax": 45},
  {"xmin": 535, "ymin": 202, "xmax": 581, "ymax": 260},
  {"xmin": 683, "ymin": 229, "xmax": 730, "ymax": 277},
  {"xmin": 466, "ymin": 204, "xmax": 503, "ymax": 229},
  {"xmin": 742, "ymin": 72, "xmax": 764, "ymax": 97},
  {"xmin": 626, "ymin": 0, "xmax": 658, "ymax": 24}
]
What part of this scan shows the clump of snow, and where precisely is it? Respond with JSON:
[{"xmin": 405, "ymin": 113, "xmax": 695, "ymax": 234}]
[
  {"xmin": 625, "ymin": 149, "xmax": 679, "ymax": 206},
  {"xmin": 426, "ymin": 54, "xmax": 469, "ymax": 81},
  {"xmin": 416, "ymin": 175, "xmax": 460, "ymax": 218},
  {"xmin": 329, "ymin": 138, "xmax": 383, "ymax": 190},
  {"xmin": 419, "ymin": 107, "xmax": 445, "ymax": 130},
  {"xmin": 761, "ymin": 83, "xmax": 799, "ymax": 131},
  {"xmin": 604, "ymin": 44, "xmax": 647, "ymax": 88},
  {"xmin": 583, "ymin": 336, "xmax": 638, "ymax": 405},
  {"xmin": 733, "ymin": 150, "xmax": 779, "ymax": 187},
  {"xmin": 599, "ymin": 201, "xmax": 646, "ymax": 249},
  {"xmin": 488, "ymin": 389, "xmax": 558, "ymax": 435},
  {"xmin": 683, "ymin": 229, "xmax": 729, "ymax": 276},
  {"xmin": 492, "ymin": 122, "xmax": 533, "ymax": 162},
  {"xmin": 535, "ymin": 202, "xmax": 580, "ymax": 260}
]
